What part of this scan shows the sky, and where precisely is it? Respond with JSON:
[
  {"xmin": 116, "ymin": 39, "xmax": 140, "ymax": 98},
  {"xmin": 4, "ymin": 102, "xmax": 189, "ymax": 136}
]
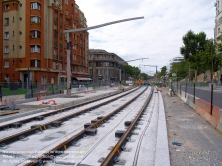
[{"xmin": 75, "ymin": 0, "xmax": 216, "ymax": 75}]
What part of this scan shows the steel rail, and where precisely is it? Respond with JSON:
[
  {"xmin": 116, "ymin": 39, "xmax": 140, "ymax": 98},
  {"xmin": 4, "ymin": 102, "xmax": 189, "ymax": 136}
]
[
  {"xmin": 0, "ymin": 87, "xmax": 139, "ymax": 146},
  {"xmin": 0, "ymin": 87, "xmax": 136, "ymax": 131},
  {"xmin": 101, "ymin": 86, "xmax": 154, "ymax": 166},
  {"xmin": 22, "ymin": 87, "xmax": 149, "ymax": 166}
]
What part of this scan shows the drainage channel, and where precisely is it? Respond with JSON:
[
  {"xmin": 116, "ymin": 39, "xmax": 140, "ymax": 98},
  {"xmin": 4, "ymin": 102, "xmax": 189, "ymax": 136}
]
[
  {"xmin": 16, "ymin": 87, "xmax": 150, "ymax": 166},
  {"xmin": 0, "ymin": 87, "xmax": 136, "ymax": 132},
  {"xmin": 100, "ymin": 86, "xmax": 154, "ymax": 166},
  {"xmin": 0, "ymin": 87, "xmax": 140, "ymax": 147}
]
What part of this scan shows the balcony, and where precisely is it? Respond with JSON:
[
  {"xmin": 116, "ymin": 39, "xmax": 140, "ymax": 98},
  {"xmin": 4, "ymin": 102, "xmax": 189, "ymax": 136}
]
[
  {"xmin": 59, "ymin": 55, "xmax": 63, "ymax": 61},
  {"xmin": 54, "ymin": 42, "xmax": 58, "ymax": 48},
  {"xmin": 54, "ymin": 18, "xmax": 58, "ymax": 23},
  {"xmin": 54, "ymin": 29, "xmax": 58, "ymax": 35},
  {"xmin": 54, "ymin": 55, "xmax": 58, "ymax": 60}
]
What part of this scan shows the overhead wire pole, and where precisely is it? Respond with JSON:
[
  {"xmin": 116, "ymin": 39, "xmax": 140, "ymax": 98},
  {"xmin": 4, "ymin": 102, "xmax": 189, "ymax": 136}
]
[
  {"xmin": 64, "ymin": 16, "xmax": 144, "ymax": 97},
  {"xmin": 119, "ymin": 58, "xmax": 149, "ymax": 81}
]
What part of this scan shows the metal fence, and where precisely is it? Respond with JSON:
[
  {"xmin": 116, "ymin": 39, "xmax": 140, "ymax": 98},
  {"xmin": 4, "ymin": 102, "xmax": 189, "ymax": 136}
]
[{"xmin": 0, "ymin": 81, "xmax": 122, "ymax": 99}]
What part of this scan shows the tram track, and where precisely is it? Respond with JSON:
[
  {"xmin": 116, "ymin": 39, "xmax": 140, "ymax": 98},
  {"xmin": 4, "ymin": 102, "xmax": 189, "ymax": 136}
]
[
  {"xmin": 0, "ymin": 87, "xmax": 136, "ymax": 132},
  {"xmin": 0, "ymin": 87, "xmax": 139, "ymax": 147},
  {"xmin": 12, "ymin": 87, "xmax": 151, "ymax": 166}
]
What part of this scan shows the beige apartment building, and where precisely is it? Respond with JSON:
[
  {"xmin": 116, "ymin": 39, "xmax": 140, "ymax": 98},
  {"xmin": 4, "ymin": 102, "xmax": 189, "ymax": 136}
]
[{"xmin": 214, "ymin": 0, "xmax": 222, "ymax": 83}]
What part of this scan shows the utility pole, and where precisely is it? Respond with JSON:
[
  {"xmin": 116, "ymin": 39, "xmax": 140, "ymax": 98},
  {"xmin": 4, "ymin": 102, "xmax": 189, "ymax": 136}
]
[{"xmin": 64, "ymin": 17, "xmax": 144, "ymax": 97}]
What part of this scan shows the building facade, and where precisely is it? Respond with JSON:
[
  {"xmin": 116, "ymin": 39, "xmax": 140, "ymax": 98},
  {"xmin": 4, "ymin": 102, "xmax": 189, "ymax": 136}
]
[
  {"xmin": 88, "ymin": 49, "xmax": 127, "ymax": 82},
  {"xmin": 167, "ymin": 56, "xmax": 184, "ymax": 73},
  {"xmin": 215, "ymin": 0, "xmax": 222, "ymax": 42},
  {"xmin": 0, "ymin": 0, "xmax": 89, "ymax": 85}
]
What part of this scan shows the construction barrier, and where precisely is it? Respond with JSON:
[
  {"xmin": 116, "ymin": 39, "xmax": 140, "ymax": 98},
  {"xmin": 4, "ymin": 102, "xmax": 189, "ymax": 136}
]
[
  {"xmin": 176, "ymin": 90, "xmax": 222, "ymax": 132},
  {"xmin": 216, "ymin": 109, "xmax": 222, "ymax": 133}
]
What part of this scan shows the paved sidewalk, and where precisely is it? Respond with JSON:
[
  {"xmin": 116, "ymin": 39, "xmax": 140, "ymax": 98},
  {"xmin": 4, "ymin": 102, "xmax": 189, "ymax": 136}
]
[{"xmin": 161, "ymin": 87, "xmax": 222, "ymax": 166}]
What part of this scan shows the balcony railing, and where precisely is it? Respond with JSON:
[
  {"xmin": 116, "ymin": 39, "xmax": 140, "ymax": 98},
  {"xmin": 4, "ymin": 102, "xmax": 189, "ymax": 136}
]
[
  {"xmin": 54, "ymin": 29, "xmax": 58, "ymax": 35},
  {"xmin": 54, "ymin": 42, "xmax": 58, "ymax": 48},
  {"xmin": 54, "ymin": 55, "xmax": 58, "ymax": 60},
  {"xmin": 54, "ymin": 18, "xmax": 58, "ymax": 23}
]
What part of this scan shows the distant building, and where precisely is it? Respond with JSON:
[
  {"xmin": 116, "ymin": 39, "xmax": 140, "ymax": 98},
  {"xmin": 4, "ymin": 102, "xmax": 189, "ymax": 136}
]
[
  {"xmin": 88, "ymin": 49, "xmax": 127, "ymax": 82},
  {"xmin": 167, "ymin": 56, "xmax": 184, "ymax": 73}
]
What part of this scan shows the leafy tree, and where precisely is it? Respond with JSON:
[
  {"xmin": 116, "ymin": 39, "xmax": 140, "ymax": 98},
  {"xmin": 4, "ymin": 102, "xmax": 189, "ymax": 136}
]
[
  {"xmin": 160, "ymin": 66, "xmax": 167, "ymax": 77},
  {"xmin": 123, "ymin": 65, "xmax": 141, "ymax": 79},
  {"xmin": 180, "ymin": 30, "xmax": 208, "ymax": 81},
  {"xmin": 170, "ymin": 61, "xmax": 189, "ymax": 79}
]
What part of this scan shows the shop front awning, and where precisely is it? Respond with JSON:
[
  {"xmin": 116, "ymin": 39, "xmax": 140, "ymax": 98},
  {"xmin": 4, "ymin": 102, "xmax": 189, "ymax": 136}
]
[{"xmin": 75, "ymin": 77, "xmax": 92, "ymax": 81}]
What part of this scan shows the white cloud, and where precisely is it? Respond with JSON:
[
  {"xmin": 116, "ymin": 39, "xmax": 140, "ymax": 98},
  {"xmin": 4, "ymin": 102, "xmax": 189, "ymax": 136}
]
[{"xmin": 76, "ymin": 0, "xmax": 215, "ymax": 73}]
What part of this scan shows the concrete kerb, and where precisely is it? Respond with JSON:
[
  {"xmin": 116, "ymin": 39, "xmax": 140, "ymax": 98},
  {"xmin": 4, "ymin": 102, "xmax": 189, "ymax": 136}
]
[
  {"xmin": 155, "ymin": 91, "xmax": 170, "ymax": 166},
  {"xmin": 0, "ymin": 107, "xmax": 49, "ymax": 123},
  {"xmin": 216, "ymin": 109, "xmax": 222, "ymax": 133}
]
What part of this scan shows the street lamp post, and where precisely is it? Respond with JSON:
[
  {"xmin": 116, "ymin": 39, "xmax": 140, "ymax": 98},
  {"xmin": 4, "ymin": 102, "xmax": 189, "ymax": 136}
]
[{"xmin": 64, "ymin": 17, "xmax": 144, "ymax": 97}]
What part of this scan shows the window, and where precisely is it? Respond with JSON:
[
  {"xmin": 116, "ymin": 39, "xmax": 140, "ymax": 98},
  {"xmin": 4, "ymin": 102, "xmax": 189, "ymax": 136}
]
[
  {"xmin": 5, "ymin": 4, "xmax": 9, "ymax": 11},
  {"xmin": 30, "ymin": 45, "xmax": 40, "ymax": 53},
  {"xmin": 5, "ymin": 75, "xmax": 9, "ymax": 82},
  {"xmin": 104, "ymin": 62, "xmax": 109, "ymax": 67},
  {"xmin": 54, "ymin": 49, "xmax": 57, "ymax": 56},
  {"xmin": 41, "ymin": 77, "xmax": 46, "ymax": 85},
  {"xmin": 30, "ymin": 16, "xmax": 40, "ymax": 23},
  {"xmin": 73, "ymin": 55, "xmax": 76, "ymax": 60},
  {"xmin": 66, "ymin": 10, "xmax": 68, "ymax": 15},
  {"xmin": 30, "ymin": 60, "xmax": 40, "ymax": 67},
  {"xmin": 73, "ymin": 45, "xmax": 77, "ymax": 50},
  {"xmin": 66, "ymin": 0, "xmax": 69, "ymax": 5},
  {"xmin": 31, "ymin": 2, "xmax": 40, "ymax": 10},
  {"xmin": 5, "ymin": 46, "xmax": 9, "ymax": 53},
  {"xmin": 13, "ymin": 17, "xmax": 14, "ymax": 22},
  {"xmin": 4, "ymin": 32, "xmax": 9, "ymax": 39},
  {"xmin": 30, "ymin": 30, "xmax": 40, "ymax": 38},
  {"xmin": 218, "ymin": 28, "xmax": 220, "ymax": 34},
  {"xmin": 4, "ymin": 18, "xmax": 9, "ymax": 25},
  {"xmin": 5, "ymin": 61, "xmax": 9, "ymax": 68}
]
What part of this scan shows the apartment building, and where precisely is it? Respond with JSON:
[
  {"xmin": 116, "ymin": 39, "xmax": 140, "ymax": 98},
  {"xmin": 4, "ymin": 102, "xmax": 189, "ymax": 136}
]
[
  {"xmin": 167, "ymin": 56, "xmax": 184, "ymax": 73},
  {"xmin": 215, "ymin": 0, "xmax": 222, "ymax": 42},
  {"xmin": 0, "ymin": 0, "xmax": 89, "ymax": 85},
  {"xmin": 88, "ymin": 49, "xmax": 127, "ymax": 82}
]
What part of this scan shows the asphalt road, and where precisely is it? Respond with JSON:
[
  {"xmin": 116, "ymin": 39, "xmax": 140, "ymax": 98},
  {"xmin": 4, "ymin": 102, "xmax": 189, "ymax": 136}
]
[{"xmin": 179, "ymin": 86, "xmax": 222, "ymax": 109}]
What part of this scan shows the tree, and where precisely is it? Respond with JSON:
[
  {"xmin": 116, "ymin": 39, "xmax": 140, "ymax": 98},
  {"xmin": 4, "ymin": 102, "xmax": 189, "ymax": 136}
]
[
  {"xmin": 180, "ymin": 30, "xmax": 208, "ymax": 81},
  {"xmin": 160, "ymin": 66, "xmax": 167, "ymax": 77},
  {"xmin": 170, "ymin": 61, "xmax": 189, "ymax": 79},
  {"xmin": 123, "ymin": 65, "xmax": 141, "ymax": 79}
]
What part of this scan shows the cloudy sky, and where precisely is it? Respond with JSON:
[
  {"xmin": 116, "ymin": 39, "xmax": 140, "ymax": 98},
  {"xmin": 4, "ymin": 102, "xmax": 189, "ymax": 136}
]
[{"xmin": 76, "ymin": 0, "xmax": 215, "ymax": 74}]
